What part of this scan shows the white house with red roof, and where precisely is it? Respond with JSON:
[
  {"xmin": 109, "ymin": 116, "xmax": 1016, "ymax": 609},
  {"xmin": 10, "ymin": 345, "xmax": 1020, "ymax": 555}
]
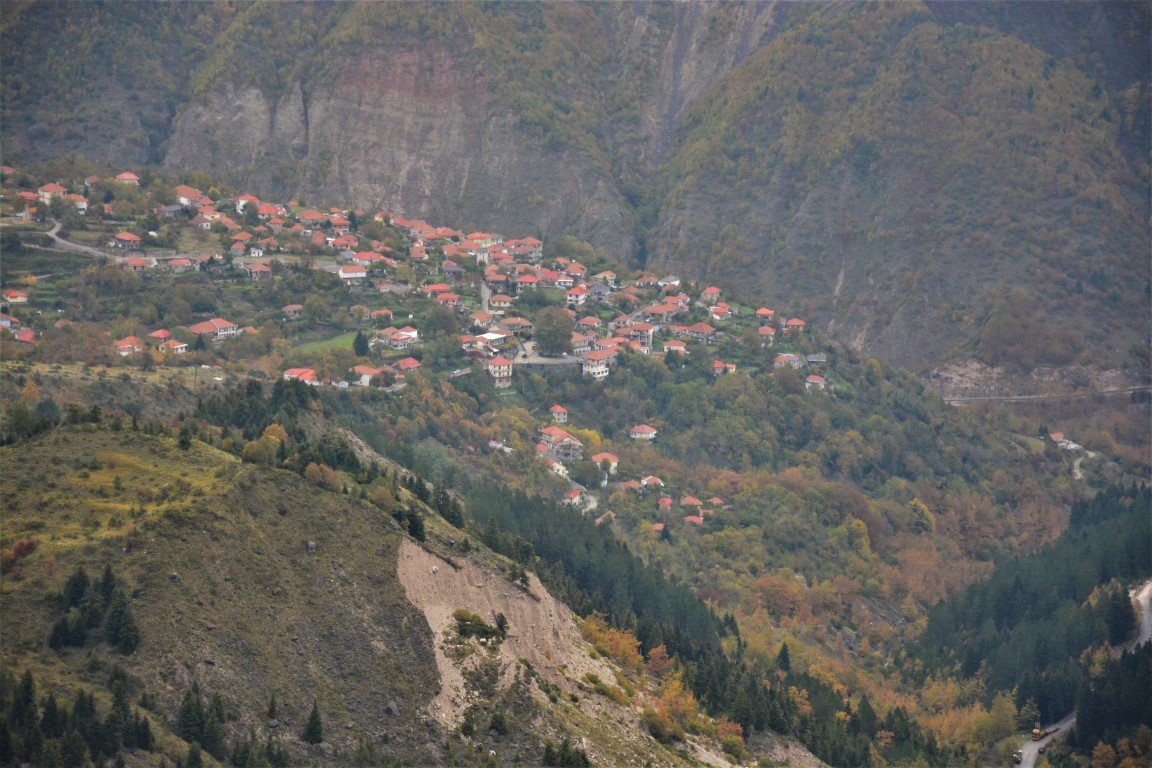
[
  {"xmin": 187, "ymin": 318, "xmax": 241, "ymax": 340},
  {"xmin": 338, "ymin": 265, "xmax": 367, "ymax": 284},
  {"xmin": 37, "ymin": 182, "xmax": 67, "ymax": 201},
  {"xmin": 173, "ymin": 184, "xmax": 202, "ymax": 206},
  {"xmin": 2, "ymin": 289, "xmax": 29, "ymax": 305},
  {"xmin": 486, "ymin": 356, "xmax": 513, "ymax": 388},
  {"xmin": 283, "ymin": 367, "xmax": 319, "ymax": 385},
  {"xmin": 581, "ymin": 349, "xmax": 614, "ymax": 379},
  {"xmin": 630, "ymin": 424, "xmax": 658, "ymax": 441},
  {"xmin": 113, "ymin": 336, "xmax": 145, "ymax": 356},
  {"xmin": 550, "ymin": 404, "xmax": 568, "ymax": 423},
  {"xmin": 158, "ymin": 339, "xmax": 188, "ymax": 355},
  {"xmin": 351, "ymin": 365, "xmax": 391, "ymax": 387},
  {"xmin": 115, "ymin": 171, "xmax": 140, "ymax": 186},
  {"xmin": 591, "ymin": 452, "xmax": 618, "ymax": 474}
]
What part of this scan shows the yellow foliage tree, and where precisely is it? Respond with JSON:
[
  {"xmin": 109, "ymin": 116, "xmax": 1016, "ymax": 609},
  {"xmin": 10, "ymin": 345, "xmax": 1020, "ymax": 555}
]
[
  {"xmin": 658, "ymin": 671, "xmax": 699, "ymax": 732},
  {"xmin": 262, "ymin": 423, "xmax": 289, "ymax": 443}
]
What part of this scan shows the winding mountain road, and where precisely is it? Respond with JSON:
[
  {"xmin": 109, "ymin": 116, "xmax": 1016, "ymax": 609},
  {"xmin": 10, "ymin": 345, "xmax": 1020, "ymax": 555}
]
[
  {"xmin": 1017, "ymin": 579, "xmax": 1152, "ymax": 768},
  {"xmin": 43, "ymin": 219, "xmax": 111, "ymax": 258}
]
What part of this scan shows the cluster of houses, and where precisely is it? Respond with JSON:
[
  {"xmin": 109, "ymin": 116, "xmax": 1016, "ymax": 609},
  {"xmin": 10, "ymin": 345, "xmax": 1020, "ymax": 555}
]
[
  {"xmin": 4, "ymin": 165, "xmax": 832, "ymax": 402},
  {"xmin": 534, "ymin": 402, "xmax": 725, "ymax": 527}
]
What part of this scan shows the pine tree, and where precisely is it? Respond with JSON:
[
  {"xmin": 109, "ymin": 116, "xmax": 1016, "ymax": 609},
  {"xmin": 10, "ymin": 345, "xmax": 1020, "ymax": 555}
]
[
  {"xmin": 267, "ymin": 694, "xmax": 277, "ymax": 720},
  {"xmin": 102, "ymin": 588, "xmax": 140, "ymax": 654},
  {"xmin": 41, "ymin": 693, "xmax": 65, "ymax": 738},
  {"xmin": 176, "ymin": 683, "xmax": 205, "ymax": 743},
  {"xmin": 407, "ymin": 513, "xmax": 426, "ymax": 542},
  {"xmin": 185, "ymin": 742, "xmax": 203, "ymax": 768},
  {"xmin": 353, "ymin": 331, "xmax": 370, "ymax": 357},
  {"xmin": 302, "ymin": 701, "xmax": 323, "ymax": 744},
  {"xmin": 99, "ymin": 565, "xmax": 117, "ymax": 604},
  {"xmin": 133, "ymin": 714, "xmax": 153, "ymax": 751},
  {"xmin": 776, "ymin": 642, "xmax": 791, "ymax": 673},
  {"xmin": 63, "ymin": 567, "xmax": 90, "ymax": 608},
  {"xmin": 60, "ymin": 730, "xmax": 89, "ymax": 768}
]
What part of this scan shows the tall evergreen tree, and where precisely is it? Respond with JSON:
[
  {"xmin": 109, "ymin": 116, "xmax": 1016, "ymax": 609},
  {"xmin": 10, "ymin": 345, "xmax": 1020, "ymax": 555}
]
[
  {"xmin": 41, "ymin": 693, "xmax": 65, "ymax": 739},
  {"xmin": 301, "ymin": 701, "xmax": 323, "ymax": 744},
  {"xmin": 776, "ymin": 643, "xmax": 791, "ymax": 673},
  {"xmin": 176, "ymin": 683, "xmax": 205, "ymax": 743},
  {"xmin": 102, "ymin": 588, "xmax": 140, "ymax": 654},
  {"xmin": 353, "ymin": 330, "xmax": 370, "ymax": 357}
]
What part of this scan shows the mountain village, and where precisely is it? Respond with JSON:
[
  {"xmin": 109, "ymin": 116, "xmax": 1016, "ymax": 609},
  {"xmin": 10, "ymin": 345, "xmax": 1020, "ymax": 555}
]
[{"xmin": 3, "ymin": 165, "xmax": 836, "ymax": 519}]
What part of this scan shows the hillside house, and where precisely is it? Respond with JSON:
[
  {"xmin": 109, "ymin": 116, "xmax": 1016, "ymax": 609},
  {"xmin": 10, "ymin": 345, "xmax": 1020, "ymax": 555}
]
[
  {"xmin": 188, "ymin": 318, "xmax": 241, "ymax": 340},
  {"xmin": 785, "ymin": 318, "xmax": 807, "ymax": 334},
  {"xmin": 37, "ymin": 182, "xmax": 66, "ymax": 201},
  {"xmin": 550, "ymin": 404, "xmax": 568, "ymax": 423},
  {"xmin": 173, "ymin": 184, "xmax": 203, "ymax": 206},
  {"xmin": 352, "ymin": 365, "xmax": 391, "ymax": 387},
  {"xmin": 374, "ymin": 326, "xmax": 419, "ymax": 350},
  {"xmin": 338, "ymin": 265, "xmax": 367, "ymax": 284},
  {"xmin": 538, "ymin": 426, "xmax": 584, "ymax": 461},
  {"xmin": 571, "ymin": 333, "xmax": 594, "ymax": 356},
  {"xmin": 121, "ymin": 257, "xmax": 150, "ymax": 272},
  {"xmin": 283, "ymin": 368, "xmax": 319, "ymax": 385},
  {"xmin": 244, "ymin": 262, "xmax": 272, "ymax": 281},
  {"xmin": 500, "ymin": 317, "xmax": 534, "ymax": 337},
  {"xmin": 441, "ymin": 260, "xmax": 466, "ymax": 282},
  {"xmin": 283, "ymin": 304, "xmax": 304, "ymax": 319},
  {"xmin": 2, "ymin": 290, "xmax": 29, "ymax": 305},
  {"xmin": 591, "ymin": 452, "xmax": 619, "ymax": 475},
  {"xmin": 115, "ymin": 172, "xmax": 140, "ymax": 186},
  {"xmin": 489, "ymin": 294, "xmax": 513, "ymax": 313},
  {"xmin": 687, "ymin": 322, "xmax": 717, "ymax": 344},
  {"xmin": 113, "ymin": 336, "xmax": 145, "ymax": 356},
  {"xmin": 630, "ymin": 424, "xmax": 658, "ymax": 441},
  {"xmin": 701, "ymin": 286, "xmax": 721, "ymax": 305},
  {"xmin": 581, "ymin": 349, "xmax": 614, "ymax": 379},
  {"xmin": 158, "ymin": 339, "xmax": 188, "ymax": 355},
  {"xmin": 396, "ymin": 357, "xmax": 422, "ymax": 374},
  {"xmin": 805, "ymin": 375, "xmax": 826, "ymax": 391},
  {"xmin": 486, "ymin": 356, "xmax": 513, "ymax": 388},
  {"xmin": 113, "ymin": 232, "xmax": 142, "ymax": 249}
]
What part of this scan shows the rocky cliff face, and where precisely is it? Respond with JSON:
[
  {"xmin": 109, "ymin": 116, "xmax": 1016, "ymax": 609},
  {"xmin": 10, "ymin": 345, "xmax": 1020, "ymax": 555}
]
[{"xmin": 163, "ymin": 2, "xmax": 793, "ymax": 259}]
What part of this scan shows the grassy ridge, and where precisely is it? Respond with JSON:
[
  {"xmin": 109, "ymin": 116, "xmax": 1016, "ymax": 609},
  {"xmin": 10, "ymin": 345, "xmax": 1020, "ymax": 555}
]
[{"xmin": 0, "ymin": 426, "xmax": 441, "ymax": 763}]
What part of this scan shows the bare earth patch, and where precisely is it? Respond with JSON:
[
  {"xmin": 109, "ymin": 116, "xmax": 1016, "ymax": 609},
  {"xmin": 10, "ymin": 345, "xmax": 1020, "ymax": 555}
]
[{"xmin": 396, "ymin": 539, "xmax": 615, "ymax": 728}]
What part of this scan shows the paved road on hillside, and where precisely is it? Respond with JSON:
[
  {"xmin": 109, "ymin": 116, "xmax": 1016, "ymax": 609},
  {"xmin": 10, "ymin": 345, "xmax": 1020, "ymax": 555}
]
[
  {"xmin": 1017, "ymin": 579, "xmax": 1152, "ymax": 768},
  {"xmin": 943, "ymin": 386, "xmax": 1151, "ymax": 405},
  {"xmin": 43, "ymin": 219, "xmax": 112, "ymax": 258}
]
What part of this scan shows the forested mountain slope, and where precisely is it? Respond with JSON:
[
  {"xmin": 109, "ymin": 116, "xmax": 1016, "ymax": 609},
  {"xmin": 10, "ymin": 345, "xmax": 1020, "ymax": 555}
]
[
  {"xmin": 1, "ymin": 0, "xmax": 1147, "ymax": 369},
  {"xmin": 0, "ymin": 424, "xmax": 757, "ymax": 767}
]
